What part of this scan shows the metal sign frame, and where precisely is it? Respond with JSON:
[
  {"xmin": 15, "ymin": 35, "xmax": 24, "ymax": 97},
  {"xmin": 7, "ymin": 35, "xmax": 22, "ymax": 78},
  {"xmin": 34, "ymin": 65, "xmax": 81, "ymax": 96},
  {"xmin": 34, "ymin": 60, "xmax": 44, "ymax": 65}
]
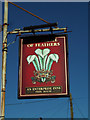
[{"xmin": 18, "ymin": 34, "xmax": 70, "ymax": 99}]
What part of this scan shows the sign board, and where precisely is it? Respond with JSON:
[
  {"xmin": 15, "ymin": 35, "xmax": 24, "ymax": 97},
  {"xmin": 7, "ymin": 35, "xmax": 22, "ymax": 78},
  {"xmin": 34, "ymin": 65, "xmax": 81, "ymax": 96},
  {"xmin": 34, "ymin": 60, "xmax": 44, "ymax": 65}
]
[{"xmin": 18, "ymin": 34, "xmax": 69, "ymax": 99}]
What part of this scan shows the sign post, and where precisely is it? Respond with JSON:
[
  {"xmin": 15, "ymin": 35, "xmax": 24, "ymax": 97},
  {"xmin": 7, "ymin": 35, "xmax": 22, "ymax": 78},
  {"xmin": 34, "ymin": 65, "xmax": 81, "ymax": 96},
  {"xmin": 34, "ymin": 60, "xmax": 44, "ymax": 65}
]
[{"xmin": 1, "ymin": 0, "xmax": 8, "ymax": 119}]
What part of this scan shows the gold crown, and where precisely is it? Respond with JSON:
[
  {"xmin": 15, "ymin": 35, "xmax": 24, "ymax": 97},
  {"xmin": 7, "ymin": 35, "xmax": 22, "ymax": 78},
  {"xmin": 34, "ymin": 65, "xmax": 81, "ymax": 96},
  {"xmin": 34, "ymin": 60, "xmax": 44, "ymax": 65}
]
[{"xmin": 34, "ymin": 69, "xmax": 53, "ymax": 79}]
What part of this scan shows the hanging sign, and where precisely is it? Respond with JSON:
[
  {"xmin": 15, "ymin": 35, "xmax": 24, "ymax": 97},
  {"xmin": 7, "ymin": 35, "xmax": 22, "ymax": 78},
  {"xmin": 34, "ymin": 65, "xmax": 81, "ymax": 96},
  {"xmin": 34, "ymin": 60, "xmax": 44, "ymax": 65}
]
[{"xmin": 18, "ymin": 34, "xmax": 69, "ymax": 99}]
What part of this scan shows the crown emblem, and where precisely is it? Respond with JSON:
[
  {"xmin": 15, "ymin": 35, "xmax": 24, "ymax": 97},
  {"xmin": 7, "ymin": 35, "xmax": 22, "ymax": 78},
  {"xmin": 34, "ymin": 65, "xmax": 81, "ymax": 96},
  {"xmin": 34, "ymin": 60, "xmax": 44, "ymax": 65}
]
[{"xmin": 27, "ymin": 48, "xmax": 59, "ymax": 84}]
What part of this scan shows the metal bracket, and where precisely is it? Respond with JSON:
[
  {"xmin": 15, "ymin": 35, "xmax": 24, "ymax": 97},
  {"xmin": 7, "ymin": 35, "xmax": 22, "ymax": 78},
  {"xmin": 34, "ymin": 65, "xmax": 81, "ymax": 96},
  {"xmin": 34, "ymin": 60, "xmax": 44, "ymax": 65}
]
[
  {"xmin": 2, "ymin": 47, "xmax": 8, "ymax": 52},
  {"xmin": 50, "ymin": 27, "xmax": 53, "ymax": 34},
  {"xmin": 3, "ymin": 23, "xmax": 9, "ymax": 26},
  {"xmin": 31, "ymin": 29, "xmax": 35, "ymax": 35},
  {"xmin": 7, "ymin": 27, "xmax": 67, "ymax": 35},
  {"xmin": 2, "ymin": 42, "xmax": 8, "ymax": 52}
]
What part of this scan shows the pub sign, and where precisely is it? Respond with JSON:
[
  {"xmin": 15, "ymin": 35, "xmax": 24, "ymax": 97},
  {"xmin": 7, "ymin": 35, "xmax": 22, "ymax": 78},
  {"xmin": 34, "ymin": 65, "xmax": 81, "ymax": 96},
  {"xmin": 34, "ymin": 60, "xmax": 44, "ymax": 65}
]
[{"xmin": 18, "ymin": 34, "xmax": 69, "ymax": 98}]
